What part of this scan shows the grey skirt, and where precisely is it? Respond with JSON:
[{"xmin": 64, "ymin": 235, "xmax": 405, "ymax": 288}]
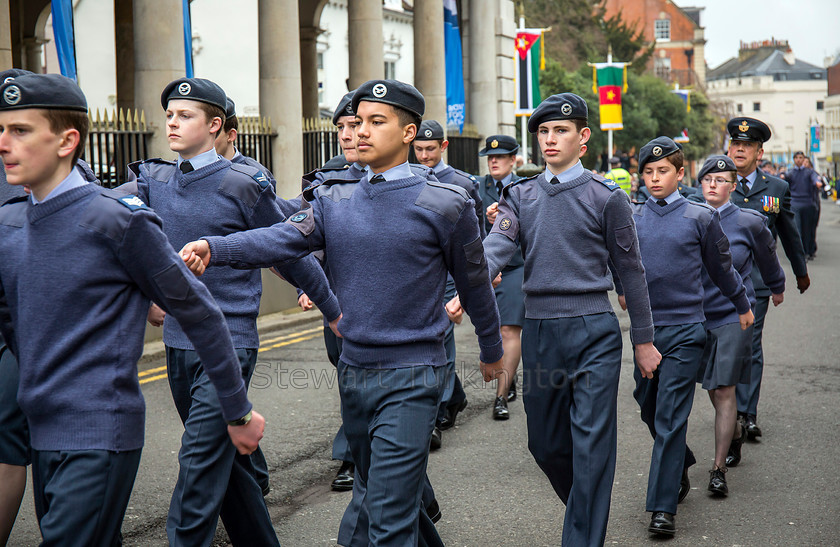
[{"xmin": 697, "ymin": 322, "xmax": 754, "ymax": 390}]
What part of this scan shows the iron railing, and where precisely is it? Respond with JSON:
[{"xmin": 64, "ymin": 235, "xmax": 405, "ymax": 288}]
[
  {"xmin": 302, "ymin": 117, "xmax": 341, "ymax": 173},
  {"xmin": 85, "ymin": 108, "xmax": 152, "ymax": 188},
  {"xmin": 237, "ymin": 116, "xmax": 276, "ymax": 173}
]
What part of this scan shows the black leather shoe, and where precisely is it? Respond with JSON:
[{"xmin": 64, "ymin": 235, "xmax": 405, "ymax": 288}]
[
  {"xmin": 745, "ymin": 415, "xmax": 762, "ymax": 440},
  {"xmin": 708, "ymin": 467, "xmax": 728, "ymax": 496},
  {"xmin": 425, "ymin": 498, "xmax": 441, "ymax": 524},
  {"xmin": 430, "ymin": 427, "xmax": 442, "ymax": 450},
  {"xmin": 507, "ymin": 380, "xmax": 517, "ymax": 403},
  {"xmin": 439, "ymin": 399, "xmax": 467, "ymax": 431},
  {"xmin": 726, "ymin": 423, "xmax": 745, "ymax": 467},
  {"xmin": 648, "ymin": 512, "xmax": 676, "ymax": 536},
  {"xmin": 331, "ymin": 461, "xmax": 354, "ymax": 491},
  {"xmin": 678, "ymin": 467, "xmax": 690, "ymax": 503},
  {"xmin": 492, "ymin": 396, "xmax": 509, "ymax": 420}
]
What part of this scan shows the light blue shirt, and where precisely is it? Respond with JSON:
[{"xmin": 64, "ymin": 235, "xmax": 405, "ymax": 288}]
[
  {"xmin": 716, "ymin": 201, "xmax": 734, "ymax": 214},
  {"xmin": 661, "ymin": 189, "xmax": 681, "ymax": 204},
  {"xmin": 366, "ymin": 162, "xmax": 414, "ymax": 182},
  {"xmin": 432, "ymin": 160, "xmax": 448, "ymax": 174},
  {"xmin": 30, "ymin": 167, "xmax": 88, "ymax": 205},
  {"xmin": 178, "ymin": 147, "xmax": 222, "ymax": 171},
  {"xmin": 493, "ymin": 172, "xmax": 513, "ymax": 189},
  {"xmin": 544, "ymin": 160, "xmax": 585, "ymax": 185},
  {"xmin": 740, "ymin": 170, "xmax": 757, "ymax": 191}
]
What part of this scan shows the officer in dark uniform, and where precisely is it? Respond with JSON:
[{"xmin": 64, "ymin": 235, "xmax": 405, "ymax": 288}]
[
  {"xmin": 727, "ymin": 117, "xmax": 810, "ymax": 445},
  {"xmin": 476, "ymin": 134, "xmax": 525, "ymax": 419}
]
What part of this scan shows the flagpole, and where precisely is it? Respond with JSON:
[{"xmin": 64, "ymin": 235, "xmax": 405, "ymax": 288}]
[
  {"xmin": 607, "ymin": 46, "xmax": 613, "ymax": 165},
  {"xmin": 519, "ymin": 15, "xmax": 529, "ymax": 164}
]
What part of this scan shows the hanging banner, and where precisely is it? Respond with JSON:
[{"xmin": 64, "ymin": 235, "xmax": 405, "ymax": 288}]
[
  {"xmin": 444, "ymin": 0, "xmax": 465, "ymax": 131},
  {"xmin": 515, "ymin": 28, "xmax": 544, "ymax": 115},
  {"xmin": 183, "ymin": 0, "xmax": 194, "ymax": 77},
  {"xmin": 591, "ymin": 62, "xmax": 628, "ymax": 130},
  {"xmin": 671, "ymin": 88, "xmax": 691, "ymax": 112},
  {"xmin": 50, "ymin": 0, "xmax": 77, "ymax": 80}
]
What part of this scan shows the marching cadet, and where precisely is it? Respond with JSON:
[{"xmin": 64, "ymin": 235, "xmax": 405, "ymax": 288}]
[
  {"xmin": 621, "ymin": 137, "xmax": 753, "ymax": 537},
  {"xmin": 215, "ymin": 96, "xmax": 277, "ymax": 189},
  {"xmin": 0, "ymin": 73, "xmax": 264, "ymax": 546},
  {"xmin": 479, "ymin": 93, "xmax": 660, "ymax": 546},
  {"xmin": 130, "ymin": 77, "xmax": 340, "ymax": 546},
  {"xmin": 181, "ymin": 79, "xmax": 504, "ymax": 547},
  {"xmin": 726, "ymin": 117, "xmax": 810, "ymax": 442},
  {"xmin": 695, "ymin": 155, "xmax": 785, "ymax": 495},
  {"xmin": 476, "ymin": 134, "xmax": 525, "ymax": 420},
  {"xmin": 412, "ymin": 119, "xmax": 475, "ymax": 444}
]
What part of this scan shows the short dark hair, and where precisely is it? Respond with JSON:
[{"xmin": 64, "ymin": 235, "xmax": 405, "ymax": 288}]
[
  {"xmin": 42, "ymin": 109, "xmax": 89, "ymax": 164},
  {"xmin": 223, "ymin": 114, "xmax": 238, "ymax": 133},
  {"xmin": 572, "ymin": 119, "xmax": 587, "ymax": 132},
  {"xmin": 664, "ymin": 149, "xmax": 684, "ymax": 171},
  {"xmin": 196, "ymin": 102, "xmax": 225, "ymax": 137},
  {"xmin": 391, "ymin": 104, "xmax": 421, "ymax": 133},
  {"xmin": 793, "ymin": 151, "xmax": 805, "ymax": 157}
]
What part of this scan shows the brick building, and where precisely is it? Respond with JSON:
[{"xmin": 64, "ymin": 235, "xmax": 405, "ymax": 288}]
[{"xmin": 601, "ymin": 0, "xmax": 706, "ymax": 88}]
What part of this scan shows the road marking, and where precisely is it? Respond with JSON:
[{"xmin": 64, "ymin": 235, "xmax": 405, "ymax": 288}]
[{"xmin": 138, "ymin": 326, "xmax": 324, "ymax": 386}]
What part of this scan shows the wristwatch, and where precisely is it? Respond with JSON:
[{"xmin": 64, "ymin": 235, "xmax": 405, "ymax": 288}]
[{"xmin": 227, "ymin": 410, "xmax": 252, "ymax": 427}]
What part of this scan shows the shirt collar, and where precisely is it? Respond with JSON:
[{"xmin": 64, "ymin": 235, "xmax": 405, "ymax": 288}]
[
  {"xmin": 366, "ymin": 161, "xmax": 414, "ymax": 182},
  {"xmin": 179, "ymin": 147, "xmax": 221, "ymax": 171},
  {"xmin": 30, "ymin": 167, "xmax": 88, "ymax": 205},
  {"xmin": 494, "ymin": 172, "xmax": 513, "ymax": 188},
  {"xmin": 231, "ymin": 148, "xmax": 243, "ymax": 162},
  {"xmin": 543, "ymin": 160, "xmax": 585, "ymax": 184},
  {"xmin": 662, "ymin": 189, "xmax": 681, "ymax": 204},
  {"xmin": 740, "ymin": 169, "xmax": 757, "ymax": 188},
  {"xmin": 716, "ymin": 201, "xmax": 734, "ymax": 214},
  {"xmin": 432, "ymin": 160, "xmax": 448, "ymax": 174}
]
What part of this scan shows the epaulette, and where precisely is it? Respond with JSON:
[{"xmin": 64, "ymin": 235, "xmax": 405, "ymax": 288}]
[
  {"xmin": 452, "ymin": 168, "xmax": 478, "ymax": 183},
  {"xmin": 302, "ymin": 177, "xmax": 361, "ymax": 202},
  {"xmin": 0, "ymin": 196, "xmax": 29, "ymax": 227},
  {"xmin": 130, "ymin": 158, "xmax": 176, "ymax": 182},
  {"xmin": 737, "ymin": 207, "xmax": 767, "ymax": 227},
  {"xmin": 501, "ymin": 172, "xmax": 538, "ymax": 198},
  {"xmin": 686, "ymin": 193, "xmax": 705, "ymax": 204},
  {"xmin": 98, "ymin": 188, "xmax": 149, "ymax": 211},
  {"xmin": 415, "ymin": 180, "xmax": 470, "ymax": 223},
  {"xmin": 230, "ymin": 163, "xmax": 270, "ymax": 189},
  {"xmin": 1, "ymin": 195, "xmax": 28, "ymax": 207},
  {"xmin": 591, "ymin": 172, "xmax": 619, "ymax": 191}
]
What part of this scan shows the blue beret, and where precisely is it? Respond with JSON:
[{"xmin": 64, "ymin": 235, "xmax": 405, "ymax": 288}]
[
  {"xmin": 727, "ymin": 117, "xmax": 771, "ymax": 143},
  {"xmin": 225, "ymin": 97, "xmax": 236, "ymax": 119},
  {"xmin": 698, "ymin": 155, "xmax": 737, "ymax": 181},
  {"xmin": 0, "ymin": 73, "xmax": 87, "ymax": 112},
  {"xmin": 332, "ymin": 91, "xmax": 356, "ymax": 125},
  {"xmin": 0, "ymin": 69, "xmax": 34, "ymax": 84},
  {"xmin": 528, "ymin": 93, "xmax": 588, "ymax": 133},
  {"xmin": 352, "ymin": 79, "xmax": 425, "ymax": 118},
  {"xmin": 639, "ymin": 136, "xmax": 681, "ymax": 172},
  {"xmin": 416, "ymin": 120, "xmax": 445, "ymax": 141},
  {"xmin": 479, "ymin": 134, "xmax": 519, "ymax": 156},
  {"xmin": 161, "ymin": 78, "xmax": 227, "ymax": 111}
]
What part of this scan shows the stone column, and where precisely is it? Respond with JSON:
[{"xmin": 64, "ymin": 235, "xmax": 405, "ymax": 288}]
[
  {"xmin": 0, "ymin": 0, "xmax": 11, "ymax": 69},
  {"xmin": 133, "ymin": 0, "xmax": 185, "ymax": 158},
  {"xmin": 258, "ymin": 0, "xmax": 302, "ymax": 200},
  {"xmin": 347, "ymin": 0, "xmax": 383, "ymax": 89},
  {"xmin": 22, "ymin": 38, "xmax": 44, "ymax": 73},
  {"xmin": 413, "ymin": 0, "xmax": 447, "ymax": 129},
  {"xmin": 469, "ymin": 0, "xmax": 498, "ymax": 174},
  {"xmin": 300, "ymin": 25, "xmax": 320, "ymax": 119},
  {"xmin": 114, "ymin": 0, "xmax": 135, "ymax": 111}
]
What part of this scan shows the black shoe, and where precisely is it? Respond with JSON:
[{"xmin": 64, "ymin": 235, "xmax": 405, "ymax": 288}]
[
  {"xmin": 331, "ymin": 461, "xmax": 354, "ymax": 492},
  {"xmin": 425, "ymin": 498, "xmax": 442, "ymax": 524},
  {"xmin": 430, "ymin": 427, "xmax": 442, "ymax": 450},
  {"xmin": 492, "ymin": 396, "xmax": 509, "ymax": 420},
  {"xmin": 678, "ymin": 467, "xmax": 690, "ymax": 503},
  {"xmin": 708, "ymin": 467, "xmax": 728, "ymax": 496},
  {"xmin": 726, "ymin": 423, "xmax": 745, "ymax": 467},
  {"xmin": 648, "ymin": 512, "xmax": 676, "ymax": 536},
  {"xmin": 507, "ymin": 380, "xmax": 517, "ymax": 402},
  {"xmin": 439, "ymin": 399, "xmax": 467, "ymax": 431},
  {"xmin": 745, "ymin": 415, "xmax": 762, "ymax": 440}
]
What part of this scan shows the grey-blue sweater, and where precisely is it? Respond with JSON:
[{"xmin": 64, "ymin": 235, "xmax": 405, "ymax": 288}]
[
  {"xmin": 0, "ymin": 184, "xmax": 249, "ymax": 451},
  {"xmin": 631, "ymin": 197, "xmax": 751, "ymax": 326},
  {"xmin": 133, "ymin": 157, "xmax": 340, "ymax": 349},
  {"xmin": 702, "ymin": 204, "xmax": 785, "ymax": 329},
  {"xmin": 483, "ymin": 170, "xmax": 655, "ymax": 344},
  {"xmin": 204, "ymin": 169, "xmax": 504, "ymax": 368}
]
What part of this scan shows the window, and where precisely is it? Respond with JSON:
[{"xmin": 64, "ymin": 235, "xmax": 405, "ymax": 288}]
[
  {"xmin": 384, "ymin": 61, "xmax": 396, "ymax": 80},
  {"xmin": 817, "ymin": 100, "xmax": 824, "ymax": 110},
  {"xmin": 737, "ymin": 103, "xmax": 743, "ymax": 113},
  {"xmin": 317, "ymin": 52, "xmax": 324, "ymax": 70},
  {"xmin": 654, "ymin": 19, "xmax": 671, "ymax": 41},
  {"xmin": 753, "ymin": 102, "xmax": 761, "ymax": 112},
  {"xmin": 654, "ymin": 57, "xmax": 671, "ymax": 80}
]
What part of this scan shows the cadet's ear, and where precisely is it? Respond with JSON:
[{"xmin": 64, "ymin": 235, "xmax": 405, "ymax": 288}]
[{"xmin": 403, "ymin": 122, "xmax": 417, "ymax": 144}]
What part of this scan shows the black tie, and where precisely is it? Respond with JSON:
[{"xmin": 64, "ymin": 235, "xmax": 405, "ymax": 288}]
[
  {"xmin": 656, "ymin": 199, "xmax": 667, "ymax": 207},
  {"xmin": 495, "ymin": 180, "xmax": 504, "ymax": 195},
  {"xmin": 550, "ymin": 176, "xmax": 560, "ymax": 185},
  {"xmin": 370, "ymin": 174, "xmax": 385, "ymax": 184},
  {"xmin": 740, "ymin": 178, "xmax": 749, "ymax": 190},
  {"xmin": 179, "ymin": 161, "xmax": 194, "ymax": 174}
]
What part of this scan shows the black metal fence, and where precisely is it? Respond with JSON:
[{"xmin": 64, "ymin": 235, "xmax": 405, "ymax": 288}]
[
  {"xmin": 237, "ymin": 116, "xmax": 276, "ymax": 173},
  {"xmin": 446, "ymin": 127, "xmax": 481, "ymax": 175},
  {"xmin": 302, "ymin": 117, "xmax": 341, "ymax": 173},
  {"xmin": 84, "ymin": 108, "xmax": 152, "ymax": 188}
]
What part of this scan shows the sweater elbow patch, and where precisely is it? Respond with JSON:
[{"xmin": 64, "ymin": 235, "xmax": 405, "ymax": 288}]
[
  {"xmin": 614, "ymin": 225, "xmax": 635, "ymax": 252},
  {"xmin": 715, "ymin": 236, "xmax": 733, "ymax": 272},
  {"xmin": 463, "ymin": 237, "xmax": 489, "ymax": 286},
  {"xmin": 152, "ymin": 263, "xmax": 210, "ymax": 325}
]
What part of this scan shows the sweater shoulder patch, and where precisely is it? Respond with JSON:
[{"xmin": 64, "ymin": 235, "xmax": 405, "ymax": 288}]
[
  {"xmin": 0, "ymin": 197, "xmax": 29, "ymax": 227},
  {"xmin": 415, "ymin": 181, "xmax": 469, "ymax": 223},
  {"xmin": 737, "ymin": 207, "xmax": 767, "ymax": 229},
  {"xmin": 591, "ymin": 172, "xmax": 620, "ymax": 191},
  {"xmin": 136, "ymin": 158, "xmax": 176, "ymax": 182},
  {"xmin": 501, "ymin": 173, "xmax": 539, "ymax": 198},
  {"xmin": 304, "ymin": 179, "xmax": 359, "ymax": 203},
  {"xmin": 682, "ymin": 200, "xmax": 715, "ymax": 221},
  {"xmin": 81, "ymin": 188, "xmax": 146, "ymax": 241},
  {"xmin": 230, "ymin": 162, "xmax": 271, "ymax": 189}
]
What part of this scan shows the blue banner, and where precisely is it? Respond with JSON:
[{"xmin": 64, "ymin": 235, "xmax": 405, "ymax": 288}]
[
  {"xmin": 444, "ymin": 0, "xmax": 465, "ymax": 132},
  {"xmin": 50, "ymin": 0, "xmax": 77, "ymax": 80},
  {"xmin": 810, "ymin": 125, "xmax": 820, "ymax": 153},
  {"xmin": 183, "ymin": 0, "xmax": 194, "ymax": 77}
]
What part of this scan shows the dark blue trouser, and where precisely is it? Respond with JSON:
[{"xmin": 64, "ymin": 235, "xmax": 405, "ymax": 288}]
[
  {"xmin": 633, "ymin": 323, "xmax": 705, "ymax": 514},
  {"xmin": 522, "ymin": 313, "xmax": 622, "ymax": 547},
  {"xmin": 165, "ymin": 347, "xmax": 279, "ymax": 547},
  {"xmin": 32, "ymin": 448, "xmax": 142, "ymax": 547},
  {"xmin": 737, "ymin": 295, "xmax": 770, "ymax": 417},
  {"xmin": 323, "ymin": 326, "xmax": 352, "ymax": 462},
  {"xmin": 792, "ymin": 203, "xmax": 818, "ymax": 256},
  {"xmin": 336, "ymin": 362, "xmax": 445, "ymax": 547},
  {"xmin": 0, "ymin": 344, "xmax": 29, "ymax": 466},
  {"xmin": 436, "ymin": 321, "xmax": 466, "ymax": 424}
]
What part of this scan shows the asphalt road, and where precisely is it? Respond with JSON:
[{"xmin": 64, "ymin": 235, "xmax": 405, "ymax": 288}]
[{"xmin": 8, "ymin": 202, "xmax": 840, "ymax": 546}]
